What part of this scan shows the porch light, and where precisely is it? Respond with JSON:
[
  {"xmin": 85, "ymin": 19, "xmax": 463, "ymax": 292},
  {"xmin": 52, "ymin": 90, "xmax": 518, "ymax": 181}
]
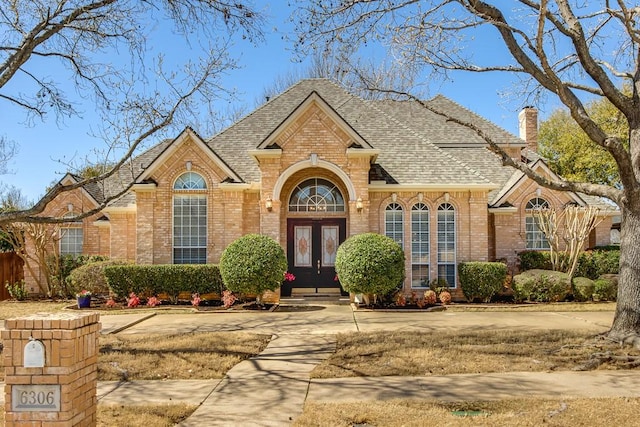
[
  {"xmin": 265, "ymin": 196, "xmax": 273, "ymax": 212},
  {"xmin": 356, "ymin": 197, "xmax": 363, "ymax": 212}
]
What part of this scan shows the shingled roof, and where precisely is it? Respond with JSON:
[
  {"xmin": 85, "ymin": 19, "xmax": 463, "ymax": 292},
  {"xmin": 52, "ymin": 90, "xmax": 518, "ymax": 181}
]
[{"xmin": 81, "ymin": 78, "xmax": 593, "ymax": 209}]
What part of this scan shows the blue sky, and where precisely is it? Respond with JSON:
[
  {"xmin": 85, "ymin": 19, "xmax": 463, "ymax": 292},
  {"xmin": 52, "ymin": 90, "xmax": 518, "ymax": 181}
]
[{"xmin": 0, "ymin": 3, "xmax": 557, "ymax": 202}]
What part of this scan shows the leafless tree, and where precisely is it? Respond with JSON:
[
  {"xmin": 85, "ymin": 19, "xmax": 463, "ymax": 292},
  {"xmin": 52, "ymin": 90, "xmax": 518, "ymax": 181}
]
[
  {"xmin": 296, "ymin": 0, "xmax": 640, "ymax": 343},
  {"xmin": 0, "ymin": 0, "xmax": 264, "ymax": 224},
  {"xmin": 534, "ymin": 206, "xmax": 603, "ymax": 280}
]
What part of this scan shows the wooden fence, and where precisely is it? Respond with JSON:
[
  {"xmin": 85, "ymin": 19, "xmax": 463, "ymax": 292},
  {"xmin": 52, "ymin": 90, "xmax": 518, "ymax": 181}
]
[{"xmin": 0, "ymin": 252, "xmax": 24, "ymax": 300}]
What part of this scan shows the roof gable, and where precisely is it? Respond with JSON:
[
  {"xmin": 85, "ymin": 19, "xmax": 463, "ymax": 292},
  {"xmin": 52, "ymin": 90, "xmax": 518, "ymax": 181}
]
[
  {"xmin": 491, "ymin": 159, "xmax": 586, "ymax": 207},
  {"xmin": 137, "ymin": 127, "xmax": 242, "ymax": 184},
  {"xmin": 257, "ymin": 91, "xmax": 372, "ymax": 150}
]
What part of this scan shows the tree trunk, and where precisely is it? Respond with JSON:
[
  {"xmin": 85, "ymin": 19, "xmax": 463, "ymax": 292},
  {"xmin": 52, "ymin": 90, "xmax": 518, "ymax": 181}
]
[{"xmin": 608, "ymin": 201, "xmax": 640, "ymax": 343}]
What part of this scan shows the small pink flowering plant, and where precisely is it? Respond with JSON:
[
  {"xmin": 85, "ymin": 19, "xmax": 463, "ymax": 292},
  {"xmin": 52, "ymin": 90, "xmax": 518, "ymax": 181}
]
[
  {"xmin": 191, "ymin": 293, "xmax": 201, "ymax": 307},
  {"xmin": 76, "ymin": 289, "xmax": 91, "ymax": 298},
  {"xmin": 222, "ymin": 290, "xmax": 237, "ymax": 308},
  {"xmin": 127, "ymin": 292, "xmax": 140, "ymax": 308},
  {"xmin": 105, "ymin": 297, "xmax": 117, "ymax": 308},
  {"xmin": 283, "ymin": 271, "xmax": 296, "ymax": 282},
  {"xmin": 146, "ymin": 296, "xmax": 161, "ymax": 307}
]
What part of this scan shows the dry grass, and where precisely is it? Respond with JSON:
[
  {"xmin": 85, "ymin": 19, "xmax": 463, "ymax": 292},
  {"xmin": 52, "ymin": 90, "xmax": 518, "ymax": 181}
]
[
  {"xmin": 97, "ymin": 403, "xmax": 197, "ymax": 427},
  {"xmin": 0, "ymin": 403, "xmax": 196, "ymax": 427},
  {"xmin": 0, "ymin": 300, "xmax": 70, "ymax": 319},
  {"xmin": 98, "ymin": 332, "xmax": 270, "ymax": 380},
  {"xmin": 293, "ymin": 397, "xmax": 640, "ymax": 426},
  {"xmin": 312, "ymin": 329, "xmax": 640, "ymax": 378}
]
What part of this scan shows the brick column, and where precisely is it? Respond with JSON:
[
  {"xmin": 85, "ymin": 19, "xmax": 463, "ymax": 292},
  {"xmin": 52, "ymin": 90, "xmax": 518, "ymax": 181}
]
[{"xmin": 2, "ymin": 312, "xmax": 100, "ymax": 426}]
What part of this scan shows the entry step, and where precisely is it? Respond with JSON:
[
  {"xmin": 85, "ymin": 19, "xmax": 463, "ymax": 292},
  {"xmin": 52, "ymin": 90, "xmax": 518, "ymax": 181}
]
[{"xmin": 291, "ymin": 287, "xmax": 341, "ymax": 296}]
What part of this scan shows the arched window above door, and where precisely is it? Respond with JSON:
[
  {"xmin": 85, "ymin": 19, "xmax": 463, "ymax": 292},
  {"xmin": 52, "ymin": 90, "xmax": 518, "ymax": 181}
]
[{"xmin": 289, "ymin": 178, "xmax": 345, "ymax": 212}]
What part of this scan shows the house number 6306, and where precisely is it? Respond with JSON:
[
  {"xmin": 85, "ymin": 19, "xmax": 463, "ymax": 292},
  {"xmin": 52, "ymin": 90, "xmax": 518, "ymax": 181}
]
[{"xmin": 20, "ymin": 390, "xmax": 55, "ymax": 406}]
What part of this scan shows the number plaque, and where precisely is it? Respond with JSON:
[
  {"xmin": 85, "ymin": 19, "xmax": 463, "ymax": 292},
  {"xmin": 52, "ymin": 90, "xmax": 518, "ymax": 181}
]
[{"xmin": 11, "ymin": 385, "xmax": 61, "ymax": 412}]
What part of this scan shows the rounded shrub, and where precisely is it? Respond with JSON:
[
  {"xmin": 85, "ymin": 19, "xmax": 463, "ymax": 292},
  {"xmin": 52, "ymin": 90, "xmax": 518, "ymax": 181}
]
[
  {"xmin": 458, "ymin": 261, "xmax": 507, "ymax": 302},
  {"xmin": 68, "ymin": 259, "xmax": 130, "ymax": 296},
  {"xmin": 219, "ymin": 234, "xmax": 288, "ymax": 295},
  {"xmin": 335, "ymin": 233, "xmax": 405, "ymax": 296},
  {"xmin": 593, "ymin": 276, "xmax": 617, "ymax": 301},
  {"xmin": 572, "ymin": 277, "xmax": 595, "ymax": 302},
  {"xmin": 512, "ymin": 269, "xmax": 571, "ymax": 302}
]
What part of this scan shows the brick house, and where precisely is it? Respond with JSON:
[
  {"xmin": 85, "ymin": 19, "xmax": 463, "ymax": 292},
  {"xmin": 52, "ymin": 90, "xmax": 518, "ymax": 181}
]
[{"xmin": 26, "ymin": 79, "xmax": 612, "ymax": 299}]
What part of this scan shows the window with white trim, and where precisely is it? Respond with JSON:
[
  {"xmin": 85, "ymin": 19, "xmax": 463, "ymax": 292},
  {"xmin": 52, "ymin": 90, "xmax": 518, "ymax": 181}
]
[
  {"xmin": 437, "ymin": 203, "xmax": 456, "ymax": 287},
  {"xmin": 525, "ymin": 197, "xmax": 551, "ymax": 249},
  {"xmin": 385, "ymin": 203, "xmax": 404, "ymax": 249},
  {"xmin": 173, "ymin": 172, "xmax": 207, "ymax": 264},
  {"xmin": 60, "ymin": 214, "xmax": 83, "ymax": 256},
  {"xmin": 411, "ymin": 203, "xmax": 429, "ymax": 288}
]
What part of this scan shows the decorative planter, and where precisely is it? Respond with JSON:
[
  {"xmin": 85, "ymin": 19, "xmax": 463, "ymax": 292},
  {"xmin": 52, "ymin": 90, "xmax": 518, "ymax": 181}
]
[{"xmin": 77, "ymin": 295, "xmax": 91, "ymax": 308}]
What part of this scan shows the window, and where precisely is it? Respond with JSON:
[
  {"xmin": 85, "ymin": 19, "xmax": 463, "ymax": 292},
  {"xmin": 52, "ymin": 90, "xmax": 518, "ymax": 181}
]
[
  {"xmin": 60, "ymin": 222, "xmax": 83, "ymax": 256},
  {"xmin": 437, "ymin": 203, "xmax": 456, "ymax": 287},
  {"xmin": 289, "ymin": 178, "xmax": 345, "ymax": 212},
  {"xmin": 385, "ymin": 203, "xmax": 404, "ymax": 249},
  {"xmin": 525, "ymin": 197, "xmax": 550, "ymax": 249},
  {"xmin": 411, "ymin": 203, "xmax": 429, "ymax": 288},
  {"xmin": 173, "ymin": 172, "xmax": 207, "ymax": 264}
]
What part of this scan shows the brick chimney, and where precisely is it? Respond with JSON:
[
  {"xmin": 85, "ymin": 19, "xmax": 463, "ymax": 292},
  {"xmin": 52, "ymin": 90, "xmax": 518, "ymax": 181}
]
[{"xmin": 518, "ymin": 107, "xmax": 538, "ymax": 152}]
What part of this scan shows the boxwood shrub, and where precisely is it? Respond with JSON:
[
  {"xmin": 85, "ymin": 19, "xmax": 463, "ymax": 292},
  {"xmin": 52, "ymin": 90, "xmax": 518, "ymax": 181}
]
[
  {"xmin": 593, "ymin": 276, "xmax": 618, "ymax": 301},
  {"xmin": 513, "ymin": 269, "xmax": 571, "ymax": 302},
  {"xmin": 68, "ymin": 259, "xmax": 131, "ymax": 296},
  {"xmin": 458, "ymin": 262, "xmax": 507, "ymax": 302},
  {"xmin": 572, "ymin": 277, "xmax": 595, "ymax": 302},
  {"xmin": 518, "ymin": 248, "xmax": 620, "ymax": 279},
  {"xmin": 104, "ymin": 264, "xmax": 223, "ymax": 302},
  {"xmin": 335, "ymin": 233, "xmax": 405, "ymax": 297},
  {"xmin": 219, "ymin": 234, "xmax": 288, "ymax": 295}
]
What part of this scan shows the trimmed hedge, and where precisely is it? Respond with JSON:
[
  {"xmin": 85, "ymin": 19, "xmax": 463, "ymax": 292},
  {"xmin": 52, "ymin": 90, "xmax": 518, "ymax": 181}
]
[
  {"xmin": 219, "ymin": 234, "xmax": 288, "ymax": 295},
  {"xmin": 458, "ymin": 262, "xmax": 507, "ymax": 302},
  {"xmin": 593, "ymin": 276, "xmax": 618, "ymax": 301},
  {"xmin": 513, "ymin": 269, "xmax": 571, "ymax": 302},
  {"xmin": 335, "ymin": 233, "xmax": 405, "ymax": 296},
  {"xmin": 104, "ymin": 264, "xmax": 223, "ymax": 302},
  {"xmin": 517, "ymin": 248, "xmax": 620, "ymax": 279},
  {"xmin": 572, "ymin": 277, "xmax": 595, "ymax": 302}
]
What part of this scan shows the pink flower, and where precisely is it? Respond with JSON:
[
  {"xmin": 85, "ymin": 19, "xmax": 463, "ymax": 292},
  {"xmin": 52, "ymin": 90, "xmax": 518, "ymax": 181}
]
[
  {"xmin": 127, "ymin": 292, "xmax": 140, "ymax": 308},
  {"xmin": 191, "ymin": 293, "xmax": 201, "ymax": 307},
  {"xmin": 284, "ymin": 272, "xmax": 296, "ymax": 282}
]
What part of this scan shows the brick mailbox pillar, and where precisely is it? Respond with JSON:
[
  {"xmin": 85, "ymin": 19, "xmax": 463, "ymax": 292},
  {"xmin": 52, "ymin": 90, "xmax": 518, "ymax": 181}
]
[{"xmin": 2, "ymin": 312, "xmax": 100, "ymax": 426}]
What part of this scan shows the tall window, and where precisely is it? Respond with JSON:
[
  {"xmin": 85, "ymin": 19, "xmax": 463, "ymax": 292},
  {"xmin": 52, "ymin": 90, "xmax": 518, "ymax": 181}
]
[
  {"xmin": 60, "ymin": 214, "xmax": 83, "ymax": 256},
  {"xmin": 437, "ymin": 203, "xmax": 456, "ymax": 287},
  {"xmin": 411, "ymin": 203, "xmax": 429, "ymax": 288},
  {"xmin": 525, "ymin": 197, "xmax": 551, "ymax": 249},
  {"xmin": 385, "ymin": 203, "xmax": 404, "ymax": 249},
  {"xmin": 173, "ymin": 172, "xmax": 207, "ymax": 264},
  {"xmin": 289, "ymin": 178, "xmax": 345, "ymax": 212}
]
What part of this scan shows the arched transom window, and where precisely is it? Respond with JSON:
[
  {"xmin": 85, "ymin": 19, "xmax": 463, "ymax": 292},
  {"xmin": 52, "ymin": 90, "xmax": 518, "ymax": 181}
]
[
  {"xmin": 173, "ymin": 172, "xmax": 207, "ymax": 264},
  {"xmin": 525, "ymin": 197, "xmax": 550, "ymax": 250},
  {"xmin": 174, "ymin": 172, "xmax": 207, "ymax": 190},
  {"xmin": 289, "ymin": 178, "xmax": 345, "ymax": 212}
]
